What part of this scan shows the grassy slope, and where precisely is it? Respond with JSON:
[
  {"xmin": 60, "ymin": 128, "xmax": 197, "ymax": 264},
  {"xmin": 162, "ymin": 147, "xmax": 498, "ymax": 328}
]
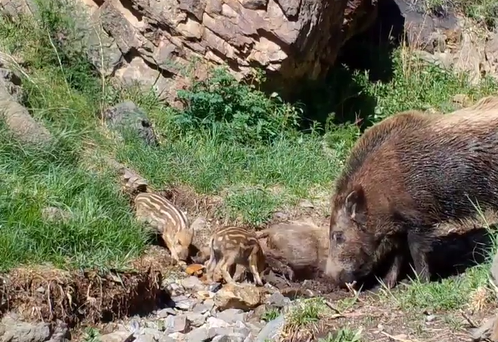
[{"xmin": 2, "ymin": 1, "xmax": 498, "ymax": 341}]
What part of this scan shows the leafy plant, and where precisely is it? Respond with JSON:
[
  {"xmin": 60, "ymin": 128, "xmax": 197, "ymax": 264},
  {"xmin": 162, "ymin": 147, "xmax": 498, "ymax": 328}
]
[{"xmin": 175, "ymin": 67, "xmax": 301, "ymax": 145}]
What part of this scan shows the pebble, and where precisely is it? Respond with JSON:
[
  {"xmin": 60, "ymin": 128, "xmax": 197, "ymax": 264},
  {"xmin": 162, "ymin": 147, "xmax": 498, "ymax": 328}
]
[
  {"xmin": 192, "ymin": 301, "xmax": 212, "ymax": 314},
  {"xmin": 255, "ymin": 315, "xmax": 285, "ymax": 342},
  {"xmin": 167, "ymin": 282, "xmax": 184, "ymax": 295},
  {"xmin": 172, "ymin": 295, "xmax": 197, "ymax": 310},
  {"xmin": 89, "ymin": 276, "xmax": 298, "ymax": 342},
  {"xmin": 100, "ymin": 331, "xmax": 134, "ymax": 342},
  {"xmin": 185, "ymin": 312, "xmax": 207, "ymax": 327},
  {"xmin": 164, "ymin": 315, "xmax": 189, "ymax": 333},
  {"xmin": 216, "ymin": 309, "xmax": 246, "ymax": 324},
  {"xmin": 266, "ymin": 292, "xmax": 291, "ymax": 308},
  {"xmin": 156, "ymin": 308, "xmax": 176, "ymax": 318},
  {"xmin": 184, "ymin": 326, "xmax": 213, "ymax": 342},
  {"xmin": 425, "ymin": 314, "xmax": 436, "ymax": 322},
  {"xmin": 181, "ymin": 276, "xmax": 205, "ymax": 291}
]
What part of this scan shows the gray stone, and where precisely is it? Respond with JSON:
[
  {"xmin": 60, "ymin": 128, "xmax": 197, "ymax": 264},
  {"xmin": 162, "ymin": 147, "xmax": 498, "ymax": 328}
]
[
  {"xmin": 128, "ymin": 319, "xmax": 141, "ymax": 334},
  {"xmin": 166, "ymin": 281, "xmax": 185, "ymax": 297},
  {"xmin": 232, "ymin": 321, "xmax": 251, "ymax": 338},
  {"xmin": 192, "ymin": 302, "xmax": 211, "ymax": 314},
  {"xmin": 216, "ymin": 309, "xmax": 246, "ymax": 324},
  {"xmin": 134, "ymin": 335, "xmax": 156, "ymax": 342},
  {"xmin": 266, "ymin": 292, "xmax": 291, "ymax": 308},
  {"xmin": 185, "ymin": 312, "xmax": 207, "ymax": 327},
  {"xmin": 181, "ymin": 276, "xmax": 205, "ymax": 291},
  {"xmin": 184, "ymin": 327, "xmax": 215, "ymax": 342},
  {"xmin": 171, "ymin": 295, "xmax": 196, "ymax": 310},
  {"xmin": 85, "ymin": 17, "xmax": 123, "ymax": 77},
  {"xmin": 99, "ymin": 331, "xmax": 134, "ymax": 342},
  {"xmin": 208, "ymin": 327, "xmax": 233, "ymax": 337},
  {"xmin": 166, "ymin": 332, "xmax": 184, "ymax": 341},
  {"xmin": 101, "ymin": 101, "xmax": 159, "ymax": 146},
  {"xmin": 203, "ymin": 299, "xmax": 215, "ymax": 311},
  {"xmin": 141, "ymin": 327, "xmax": 163, "ymax": 337},
  {"xmin": 114, "ymin": 56, "xmax": 174, "ymax": 103},
  {"xmin": 0, "ymin": 83, "xmax": 53, "ymax": 146},
  {"xmin": 137, "ymin": 327, "xmax": 177, "ymax": 342},
  {"xmin": 255, "ymin": 315, "xmax": 285, "ymax": 342},
  {"xmin": 0, "ymin": 66, "xmax": 23, "ymax": 102},
  {"xmin": 206, "ymin": 317, "xmax": 231, "ymax": 329},
  {"xmin": 212, "ymin": 334, "xmax": 246, "ymax": 342},
  {"xmin": 0, "ymin": 314, "xmax": 51, "ymax": 342},
  {"xmin": 164, "ymin": 315, "xmax": 189, "ymax": 333},
  {"xmin": 48, "ymin": 321, "xmax": 69, "ymax": 342},
  {"xmin": 0, "ymin": 0, "xmax": 38, "ymax": 19},
  {"xmin": 157, "ymin": 308, "xmax": 176, "ymax": 318}
]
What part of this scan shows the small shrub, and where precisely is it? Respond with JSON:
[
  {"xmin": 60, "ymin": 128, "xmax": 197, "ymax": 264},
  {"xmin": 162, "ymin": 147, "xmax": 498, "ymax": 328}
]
[{"xmin": 175, "ymin": 67, "xmax": 301, "ymax": 145}]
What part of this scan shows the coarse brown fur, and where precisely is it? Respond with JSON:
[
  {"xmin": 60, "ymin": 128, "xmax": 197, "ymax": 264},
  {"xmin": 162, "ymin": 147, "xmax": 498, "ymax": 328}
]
[
  {"xmin": 257, "ymin": 222, "xmax": 329, "ymax": 281},
  {"xmin": 326, "ymin": 96, "xmax": 498, "ymax": 289},
  {"xmin": 134, "ymin": 192, "xmax": 193, "ymax": 264},
  {"xmin": 205, "ymin": 226, "xmax": 266, "ymax": 286}
]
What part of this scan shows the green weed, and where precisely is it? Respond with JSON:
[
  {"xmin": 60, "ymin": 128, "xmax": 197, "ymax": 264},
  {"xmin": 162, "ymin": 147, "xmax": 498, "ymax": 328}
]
[{"xmin": 318, "ymin": 328, "xmax": 363, "ymax": 342}]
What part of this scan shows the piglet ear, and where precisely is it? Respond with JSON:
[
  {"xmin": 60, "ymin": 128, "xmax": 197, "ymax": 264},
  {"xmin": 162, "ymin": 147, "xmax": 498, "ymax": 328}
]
[{"xmin": 344, "ymin": 185, "xmax": 367, "ymax": 226}]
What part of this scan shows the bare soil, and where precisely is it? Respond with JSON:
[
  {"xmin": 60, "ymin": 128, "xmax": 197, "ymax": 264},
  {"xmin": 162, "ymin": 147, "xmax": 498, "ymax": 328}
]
[{"xmin": 0, "ymin": 246, "xmax": 173, "ymax": 327}]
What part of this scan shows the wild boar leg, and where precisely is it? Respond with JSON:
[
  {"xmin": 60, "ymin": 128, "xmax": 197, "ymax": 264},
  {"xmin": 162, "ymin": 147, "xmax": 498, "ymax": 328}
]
[
  {"xmin": 407, "ymin": 230, "xmax": 431, "ymax": 282},
  {"xmin": 382, "ymin": 252, "xmax": 404, "ymax": 289}
]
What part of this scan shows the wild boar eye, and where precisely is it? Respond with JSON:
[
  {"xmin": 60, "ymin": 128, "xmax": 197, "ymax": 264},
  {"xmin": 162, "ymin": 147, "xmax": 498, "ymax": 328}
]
[{"xmin": 333, "ymin": 232, "xmax": 344, "ymax": 244}]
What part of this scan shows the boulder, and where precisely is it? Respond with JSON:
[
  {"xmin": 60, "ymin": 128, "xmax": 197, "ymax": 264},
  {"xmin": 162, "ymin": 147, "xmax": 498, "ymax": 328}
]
[{"xmin": 54, "ymin": 0, "xmax": 376, "ymax": 100}]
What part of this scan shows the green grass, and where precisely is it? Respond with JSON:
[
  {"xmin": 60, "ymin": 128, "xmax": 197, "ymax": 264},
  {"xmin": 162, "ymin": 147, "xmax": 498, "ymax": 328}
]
[
  {"xmin": 318, "ymin": 329, "xmax": 363, "ymax": 342},
  {"xmin": 379, "ymin": 264, "xmax": 493, "ymax": 312},
  {"xmin": 0, "ymin": 122, "xmax": 150, "ymax": 272},
  {"xmin": 1, "ymin": 0, "xmax": 498, "ymax": 283},
  {"xmin": 374, "ymin": 202, "xmax": 498, "ymax": 314},
  {"xmin": 424, "ymin": 0, "xmax": 498, "ymax": 28}
]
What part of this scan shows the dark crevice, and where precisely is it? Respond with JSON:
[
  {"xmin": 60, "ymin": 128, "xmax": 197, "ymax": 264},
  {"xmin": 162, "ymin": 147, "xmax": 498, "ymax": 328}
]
[
  {"xmin": 119, "ymin": 0, "xmax": 144, "ymax": 21},
  {"xmin": 288, "ymin": 0, "xmax": 406, "ymax": 134}
]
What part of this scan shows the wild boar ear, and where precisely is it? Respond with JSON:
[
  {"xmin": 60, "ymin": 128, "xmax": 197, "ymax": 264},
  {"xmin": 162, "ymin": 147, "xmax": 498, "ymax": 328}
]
[{"xmin": 344, "ymin": 185, "xmax": 367, "ymax": 226}]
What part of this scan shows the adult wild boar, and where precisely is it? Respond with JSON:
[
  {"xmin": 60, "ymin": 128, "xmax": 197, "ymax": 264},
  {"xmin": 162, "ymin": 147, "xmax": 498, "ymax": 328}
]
[{"xmin": 325, "ymin": 96, "xmax": 498, "ymax": 288}]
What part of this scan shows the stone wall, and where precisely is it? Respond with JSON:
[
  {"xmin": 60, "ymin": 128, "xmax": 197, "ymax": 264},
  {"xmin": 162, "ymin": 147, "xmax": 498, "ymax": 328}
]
[{"xmin": 2, "ymin": 0, "xmax": 375, "ymax": 105}]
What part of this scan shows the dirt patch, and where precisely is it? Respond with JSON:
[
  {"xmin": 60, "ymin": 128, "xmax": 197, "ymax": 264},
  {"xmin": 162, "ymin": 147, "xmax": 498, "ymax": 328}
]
[
  {"xmin": 156, "ymin": 184, "xmax": 224, "ymax": 222},
  {"xmin": 0, "ymin": 247, "xmax": 175, "ymax": 327},
  {"xmin": 311, "ymin": 297, "xmax": 494, "ymax": 342}
]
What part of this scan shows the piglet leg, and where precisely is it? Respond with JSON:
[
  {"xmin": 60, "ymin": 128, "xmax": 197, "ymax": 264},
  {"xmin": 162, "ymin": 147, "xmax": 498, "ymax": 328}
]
[
  {"xmin": 219, "ymin": 255, "xmax": 237, "ymax": 285},
  {"xmin": 162, "ymin": 232, "xmax": 181, "ymax": 264}
]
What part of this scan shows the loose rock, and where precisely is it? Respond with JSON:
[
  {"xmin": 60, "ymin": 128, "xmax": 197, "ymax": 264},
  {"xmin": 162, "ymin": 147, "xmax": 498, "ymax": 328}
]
[
  {"xmin": 0, "ymin": 314, "xmax": 51, "ymax": 342},
  {"xmin": 213, "ymin": 283, "xmax": 266, "ymax": 311},
  {"xmin": 164, "ymin": 315, "xmax": 189, "ymax": 333},
  {"xmin": 101, "ymin": 101, "xmax": 159, "ymax": 146}
]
